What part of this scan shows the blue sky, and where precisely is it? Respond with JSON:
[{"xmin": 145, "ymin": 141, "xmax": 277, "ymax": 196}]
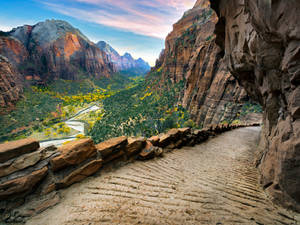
[{"xmin": 0, "ymin": 0, "xmax": 196, "ymax": 66}]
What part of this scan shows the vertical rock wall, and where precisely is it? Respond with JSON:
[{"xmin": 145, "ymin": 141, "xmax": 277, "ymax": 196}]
[
  {"xmin": 0, "ymin": 55, "xmax": 23, "ymax": 110},
  {"xmin": 153, "ymin": 0, "xmax": 250, "ymax": 127},
  {"xmin": 211, "ymin": 0, "xmax": 300, "ymax": 211}
]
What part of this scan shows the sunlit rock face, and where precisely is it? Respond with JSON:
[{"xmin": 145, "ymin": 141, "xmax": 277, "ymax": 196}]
[
  {"xmin": 153, "ymin": 0, "xmax": 249, "ymax": 127},
  {"xmin": 210, "ymin": 0, "xmax": 300, "ymax": 211},
  {"xmin": 0, "ymin": 20, "xmax": 115, "ymax": 83},
  {"xmin": 97, "ymin": 41, "xmax": 150, "ymax": 76},
  {"xmin": 0, "ymin": 55, "xmax": 23, "ymax": 110}
]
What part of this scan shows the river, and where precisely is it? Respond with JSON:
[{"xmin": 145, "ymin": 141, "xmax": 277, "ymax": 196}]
[{"xmin": 40, "ymin": 104, "xmax": 100, "ymax": 148}]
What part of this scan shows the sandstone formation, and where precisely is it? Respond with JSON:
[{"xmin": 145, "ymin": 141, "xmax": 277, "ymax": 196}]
[
  {"xmin": 97, "ymin": 41, "xmax": 150, "ymax": 76},
  {"xmin": 208, "ymin": 0, "xmax": 300, "ymax": 211},
  {"xmin": 0, "ymin": 138, "xmax": 39, "ymax": 163},
  {"xmin": 0, "ymin": 55, "xmax": 23, "ymax": 110},
  {"xmin": 50, "ymin": 138, "xmax": 97, "ymax": 172},
  {"xmin": 152, "ymin": 1, "xmax": 250, "ymax": 127},
  {"xmin": 96, "ymin": 136, "xmax": 128, "ymax": 163},
  {"xmin": 0, "ymin": 20, "xmax": 115, "ymax": 83},
  {"xmin": 125, "ymin": 137, "xmax": 146, "ymax": 156},
  {"xmin": 0, "ymin": 122, "xmax": 256, "ymax": 223}
]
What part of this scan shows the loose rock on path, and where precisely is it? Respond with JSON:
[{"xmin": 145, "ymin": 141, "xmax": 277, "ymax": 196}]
[{"xmin": 26, "ymin": 127, "xmax": 300, "ymax": 225}]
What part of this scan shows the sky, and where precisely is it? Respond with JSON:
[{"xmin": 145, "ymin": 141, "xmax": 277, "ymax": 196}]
[{"xmin": 0, "ymin": 0, "xmax": 196, "ymax": 66}]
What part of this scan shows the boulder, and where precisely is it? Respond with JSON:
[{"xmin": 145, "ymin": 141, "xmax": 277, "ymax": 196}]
[
  {"xmin": 0, "ymin": 146, "xmax": 57, "ymax": 178},
  {"xmin": 139, "ymin": 141, "xmax": 162, "ymax": 160},
  {"xmin": 148, "ymin": 136, "xmax": 160, "ymax": 146},
  {"xmin": 158, "ymin": 129, "xmax": 181, "ymax": 148},
  {"xmin": 0, "ymin": 138, "xmax": 39, "ymax": 163},
  {"xmin": 96, "ymin": 136, "xmax": 127, "ymax": 163},
  {"xmin": 0, "ymin": 167, "xmax": 48, "ymax": 200},
  {"xmin": 50, "ymin": 138, "xmax": 97, "ymax": 172},
  {"xmin": 158, "ymin": 128, "xmax": 191, "ymax": 148},
  {"xmin": 56, "ymin": 159, "xmax": 102, "ymax": 189},
  {"xmin": 125, "ymin": 137, "xmax": 146, "ymax": 156}
]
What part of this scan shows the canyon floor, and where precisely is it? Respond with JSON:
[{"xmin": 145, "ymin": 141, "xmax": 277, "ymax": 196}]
[{"xmin": 26, "ymin": 127, "xmax": 300, "ymax": 225}]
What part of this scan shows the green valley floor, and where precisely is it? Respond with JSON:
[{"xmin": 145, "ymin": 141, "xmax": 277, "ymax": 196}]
[{"xmin": 26, "ymin": 127, "xmax": 300, "ymax": 225}]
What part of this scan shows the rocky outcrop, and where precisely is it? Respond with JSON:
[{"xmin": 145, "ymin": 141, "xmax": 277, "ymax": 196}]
[
  {"xmin": 0, "ymin": 20, "xmax": 115, "ymax": 83},
  {"xmin": 209, "ymin": 0, "xmax": 300, "ymax": 211},
  {"xmin": 0, "ymin": 55, "xmax": 23, "ymax": 110},
  {"xmin": 152, "ymin": 1, "xmax": 251, "ymax": 127},
  {"xmin": 50, "ymin": 138, "xmax": 97, "ymax": 172},
  {"xmin": 97, "ymin": 41, "xmax": 150, "ymax": 76},
  {"xmin": 0, "ymin": 138, "xmax": 39, "ymax": 163}
]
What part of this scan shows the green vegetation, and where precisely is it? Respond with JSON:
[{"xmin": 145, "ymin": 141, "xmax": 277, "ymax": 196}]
[
  {"xmin": 240, "ymin": 102, "xmax": 263, "ymax": 116},
  {"xmin": 89, "ymin": 71, "xmax": 193, "ymax": 143},
  {"xmin": 0, "ymin": 68, "xmax": 262, "ymax": 145},
  {"xmin": 0, "ymin": 88, "xmax": 62, "ymax": 142},
  {"xmin": 0, "ymin": 73, "xmax": 131, "ymax": 142}
]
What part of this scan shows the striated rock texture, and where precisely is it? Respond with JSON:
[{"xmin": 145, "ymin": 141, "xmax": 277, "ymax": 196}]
[
  {"xmin": 0, "ymin": 20, "xmax": 115, "ymax": 83},
  {"xmin": 0, "ymin": 55, "xmax": 23, "ymax": 110},
  {"xmin": 210, "ymin": 0, "xmax": 300, "ymax": 211},
  {"xmin": 97, "ymin": 41, "xmax": 150, "ymax": 76},
  {"xmin": 153, "ymin": 1, "xmax": 250, "ymax": 127}
]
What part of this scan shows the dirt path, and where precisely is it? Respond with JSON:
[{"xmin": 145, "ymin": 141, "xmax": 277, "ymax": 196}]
[{"xmin": 27, "ymin": 127, "xmax": 300, "ymax": 225}]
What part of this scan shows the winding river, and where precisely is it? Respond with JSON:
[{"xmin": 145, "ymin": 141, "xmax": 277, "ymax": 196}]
[{"xmin": 40, "ymin": 105, "xmax": 100, "ymax": 148}]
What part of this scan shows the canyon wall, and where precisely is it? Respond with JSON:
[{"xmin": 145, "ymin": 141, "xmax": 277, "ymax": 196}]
[
  {"xmin": 0, "ymin": 20, "xmax": 115, "ymax": 83},
  {"xmin": 210, "ymin": 0, "xmax": 300, "ymax": 211},
  {"xmin": 0, "ymin": 55, "xmax": 23, "ymax": 110},
  {"xmin": 153, "ymin": 1, "xmax": 251, "ymax": 127}
]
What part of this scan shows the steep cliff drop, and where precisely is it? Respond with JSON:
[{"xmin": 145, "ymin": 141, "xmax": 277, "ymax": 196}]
[
  {"xmin": 152, "ymin": 0, "xmax": 254, "ymax": 127},
  {"xmin": 0, "ymin": 55, "xmax": 23, "ymax": 112},
  {"xmin": 210, "ymin": 0, "xmax": 300, "ymax": 211}
]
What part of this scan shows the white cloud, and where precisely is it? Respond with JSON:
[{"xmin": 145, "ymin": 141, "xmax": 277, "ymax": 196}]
[{"xmin": 41, "ymin": 0, "xmax": 196, "ymax": 39}]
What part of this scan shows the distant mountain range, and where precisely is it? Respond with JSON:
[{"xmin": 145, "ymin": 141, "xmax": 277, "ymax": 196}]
[
  {"xmin": 0, "ymin": 19, "xmax": 150, "ymax": 108},
  {"xmin": 97, "ymin": 41, "xmax": 150, "ymax": 77}
]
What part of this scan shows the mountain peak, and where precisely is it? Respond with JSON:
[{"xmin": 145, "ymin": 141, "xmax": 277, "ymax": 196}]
[
  {"xmin": 97, "ymin": 41, "xmax": 120, "ymax": 58},
  {"xmin": 10, "ymin": 19, "xmax": 90, "ymax": 46}
]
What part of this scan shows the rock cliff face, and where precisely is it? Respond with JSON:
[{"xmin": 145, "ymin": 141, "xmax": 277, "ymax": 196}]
[
  {"xmin": 0, "ymin": 20, "xmax": 115, "ymax": 83},
  {"xmin": 97, "ymin": 41, "xmax": 150, "ymax": 76},
  {"xmin": 0, "ymin": 55, "xmax": 23, "ymax": 111},
  {"xmin": 153, "ymin": 1, "xmax": 250, "ymax": 127},
  {"xmin": 210, "ymin": 0, "xmax": 300, "ymax": 211}
]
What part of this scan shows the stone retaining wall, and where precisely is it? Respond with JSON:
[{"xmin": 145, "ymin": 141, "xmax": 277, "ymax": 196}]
[{"xmin": 0, "ymin": 123, "xmax": 260, "ymax": 223}]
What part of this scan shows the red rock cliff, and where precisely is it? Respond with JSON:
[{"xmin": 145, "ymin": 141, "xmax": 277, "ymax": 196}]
[
  {"xmin": 0, "ymin": 20, "xmax": 115, "ymax": 83},
  {"xmin": 211, "ymin": 0, "xmax": 300, "ymax": 211},
  {"xmin": 153, "ymin": 0, "xmax": 250, "ymax": 127},
  {"xmin": 0, "ymin": 55, "xmax": 23, "ymax": 111}
]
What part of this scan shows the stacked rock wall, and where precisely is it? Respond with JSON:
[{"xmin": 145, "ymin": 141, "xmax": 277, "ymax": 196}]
[{"xmin": 0, "ymin": 123, "xmax": 259, "ymax": 223}]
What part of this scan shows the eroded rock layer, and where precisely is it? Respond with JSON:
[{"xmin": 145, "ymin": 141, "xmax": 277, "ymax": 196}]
[
  {"xmin": 0, "ymin": 55, "xmax": 23, "ymax": 110},
  {"xmin": 154, "ymin": 1, "xmax": 249, "ymax": 127},
  {"xmin": 211, "ymin": 0, "xmax": 300, "ymax": 211}
]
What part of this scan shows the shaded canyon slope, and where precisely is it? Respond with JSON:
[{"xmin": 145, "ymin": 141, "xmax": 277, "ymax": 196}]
[
  {"xmin": 152, "ymin": 0, "xmax": 251, "ymax": 127},
  {"xmin": 209, "ymin": 0, "xmax": 300, "ymax": 211},
  {"xmin": 97, "ymin": 41, "xmax": 151, "ymax": 76},
  {"xmin": 0, "ymin": 55, "xmax": 23, "ymax": 111},
  {"xmin": 0, "ymin": 20, "xmax": 115, "ymax": 84}
]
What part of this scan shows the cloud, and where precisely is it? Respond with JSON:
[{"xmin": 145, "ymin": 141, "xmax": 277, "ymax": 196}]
[
  {"xmin": 40, "ymin": 0, "xmax": 196, "ymax": 39},
  {"xmin": 0, "ymin": 25, "xmax": 14, "ymax": 32}
]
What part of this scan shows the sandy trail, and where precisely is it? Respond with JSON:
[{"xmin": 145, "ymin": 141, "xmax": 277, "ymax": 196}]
[{"xmin": 27, "ymin": 127, "xmax": 300, "ymax": 225}]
